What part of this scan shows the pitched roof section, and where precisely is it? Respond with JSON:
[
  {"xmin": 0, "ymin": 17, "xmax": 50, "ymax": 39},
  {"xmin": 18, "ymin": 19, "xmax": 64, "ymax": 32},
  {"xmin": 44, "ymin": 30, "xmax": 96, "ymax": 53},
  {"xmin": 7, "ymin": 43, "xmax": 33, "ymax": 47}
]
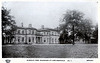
[
  {"xmin": 17, "ymin": 26, "xmax": 59, "ymax": 32},
  {"xmin": 38, "ymin": 29, "xmax": 50, "ymax": 32},
  {"xmin": 38, "ymin": 28, "xmax": 59, "ymax": 32},
  {"xmin": 17, "ymin": 26, "xmax": 37, "ymax": 30}
]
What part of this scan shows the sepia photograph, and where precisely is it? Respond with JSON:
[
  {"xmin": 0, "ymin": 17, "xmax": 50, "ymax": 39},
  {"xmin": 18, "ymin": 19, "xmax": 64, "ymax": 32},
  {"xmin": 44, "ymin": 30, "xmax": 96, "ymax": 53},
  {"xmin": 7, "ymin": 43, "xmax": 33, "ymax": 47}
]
[{"xmin": 2, "ymin": 1, "xmax": 98, "ymax": 58}]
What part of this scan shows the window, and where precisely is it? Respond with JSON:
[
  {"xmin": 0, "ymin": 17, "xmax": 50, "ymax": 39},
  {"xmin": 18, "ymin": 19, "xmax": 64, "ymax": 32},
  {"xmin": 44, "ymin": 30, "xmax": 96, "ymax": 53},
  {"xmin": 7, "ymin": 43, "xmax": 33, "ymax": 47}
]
[
  {"xmin": 52, "ymin": 32, "xmax": 53, "ymax": 35},
  {"xmin": 32, "ymin": 30, "xmax": 34, "ymax": 34},
  {"xmin": 22, "ymin": 37, "xmax": 24, "ymax": 42},
  {"xmin": 55, "ymin": 38, "xmax": 56, "ymax": 42},
  {"xmin": 44, "ymin": 38, "xmax": 46, "ymax": 42},
  {"xmin": 55, "ymin": 32, "xmax": 56, "ymax": 35},
  {"xmin": 18, "ymin": 30, "xmax": 20, "ymax": 34},
  {"xmin": 29, "ymin": 30, "xmax": 31, "ymax": 34},
  {"xmin": 25, "ymin": 30, "xmax": 27, "ymax": 34},
  {"xmin": 18, "ymin": 37, "xmax": 20, "ymax": 42},
  {"xmin": 52, "ymin": 38, "xmax": 53, "ymax": 43},
  {"xmin": 29, "ymin": 37, "xmax": 31, "ymax": 42},
  {"xmin": 47, "ymin": 38, "xmax": 49, "ymax": 42},
  {"xmin": 34, "ymin": 30, "xmax": 36, "ymax": 34},
  {"xmin": 42, "ymin": 32, "xmax": 44, "ymax": 35},
  {"xmin": 45, "ymin": 32, "xmax": 46, "ymax": 35},
  {"xmin": 32, "ymin": 37, "xmax": 34, "ymax": 42},
  {"xmin": 22, "ymin": 30, "xmax": 24, "ymax": 34},
  {"xmin": 27, "ymin": 30, "xmax": 28, "ymax": 34},
  {"xmin": 47, "ymin": 32, "xmax": 48, "ymax": 35},
  {"xmin": 46, "ymin": 32, "xmax": 47, "ymax": 35},
  {"xmin": 44, "ymin": 40, "xmax": 46, "ymax": 42}
]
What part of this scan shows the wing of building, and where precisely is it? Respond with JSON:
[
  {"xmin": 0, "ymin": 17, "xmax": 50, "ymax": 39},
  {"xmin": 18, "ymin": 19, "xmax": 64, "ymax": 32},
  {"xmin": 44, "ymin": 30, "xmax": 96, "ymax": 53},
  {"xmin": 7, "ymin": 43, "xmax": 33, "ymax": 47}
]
[{"xmin": 6, "ymin": 24, "xmax": 60, "ymax": 44}]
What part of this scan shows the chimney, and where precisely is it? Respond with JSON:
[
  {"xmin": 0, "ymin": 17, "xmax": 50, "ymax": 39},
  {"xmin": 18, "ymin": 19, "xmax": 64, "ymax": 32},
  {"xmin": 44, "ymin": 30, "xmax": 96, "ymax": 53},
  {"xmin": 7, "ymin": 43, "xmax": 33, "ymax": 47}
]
[
  {"xmin": 41, "ymin": 25, "xmax": 44, "ymax": 29},
  {"xmin": 29, "ymin": 24, "xmax": 32, "ymax": 28},
  {"xmin": 21, "ymin": 23, "xmax": 23, "ymax": 27},
  {"xmin": 57, "ymin": 27, "xmax": 59, "ymax": 30}
]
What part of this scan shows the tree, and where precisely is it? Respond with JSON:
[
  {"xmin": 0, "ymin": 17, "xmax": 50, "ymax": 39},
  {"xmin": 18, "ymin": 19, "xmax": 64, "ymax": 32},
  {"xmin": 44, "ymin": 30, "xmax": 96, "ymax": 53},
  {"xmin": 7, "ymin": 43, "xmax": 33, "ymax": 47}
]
[
  {"xmin": 2, "ymin": 7, "xmax": 17, "ymax": 44},
  {"xmin": 59, "ymin": 29, "xmax": 69, "ymax": 44},
  {"xmin": 82, "ymin": 19, "xmax": 93, "ymax": 43},
  {"xmin": 93, "ymin": 24, "xmax": 98, "ymax": 43},
  {"xmin": 59, "ymin": 10, "xmax": 93, "ymax": 44}
]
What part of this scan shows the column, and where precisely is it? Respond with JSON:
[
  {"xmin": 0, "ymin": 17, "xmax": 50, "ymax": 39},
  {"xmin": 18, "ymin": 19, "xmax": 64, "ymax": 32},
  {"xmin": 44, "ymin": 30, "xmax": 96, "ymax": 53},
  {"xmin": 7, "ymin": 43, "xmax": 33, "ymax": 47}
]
[
  {"xmin": 34, "ymin": 37, "xmax": 36, "ymax": 44},
  {"xmin": 41, "ymin": 37, "xmax": 42, "ymax": 43},
  {"xmin": 31, "ymin": 37, "xmax": 32, "ymax": 44}
]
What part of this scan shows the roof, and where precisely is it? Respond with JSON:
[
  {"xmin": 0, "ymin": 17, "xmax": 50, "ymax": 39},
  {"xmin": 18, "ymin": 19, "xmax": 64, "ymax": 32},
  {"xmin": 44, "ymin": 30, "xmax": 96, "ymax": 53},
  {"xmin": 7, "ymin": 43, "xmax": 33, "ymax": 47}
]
[
  {"xmin": 17, "ymin": 26, "xmax": 37, "ymax": 30},
  {"xmin": 38, "ymin": 29, "xmax": 50, "ymax": 32},
  {"xmin": 16, "ymin": 26, "xmax": 59, "ymax": 32},
  {"xmin": 38, "ymin": 28, "xmax": 59, "ymax": 32}
]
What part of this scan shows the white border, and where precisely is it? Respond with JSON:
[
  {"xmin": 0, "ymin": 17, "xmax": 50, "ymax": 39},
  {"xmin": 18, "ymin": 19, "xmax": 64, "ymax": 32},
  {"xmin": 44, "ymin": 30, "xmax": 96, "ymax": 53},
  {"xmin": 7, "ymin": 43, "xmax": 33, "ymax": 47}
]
[{"xmin": 0, "ymin": 0, "xmax": 100, "ymax": 63}]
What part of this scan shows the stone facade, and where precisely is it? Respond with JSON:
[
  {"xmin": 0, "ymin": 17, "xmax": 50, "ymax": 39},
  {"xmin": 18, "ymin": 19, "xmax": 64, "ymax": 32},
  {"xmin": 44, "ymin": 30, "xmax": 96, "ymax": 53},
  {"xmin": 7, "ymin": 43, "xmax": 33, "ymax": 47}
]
[{"xmin": 11, "ymin": 24, "xmax": 60, "ymax": 44}]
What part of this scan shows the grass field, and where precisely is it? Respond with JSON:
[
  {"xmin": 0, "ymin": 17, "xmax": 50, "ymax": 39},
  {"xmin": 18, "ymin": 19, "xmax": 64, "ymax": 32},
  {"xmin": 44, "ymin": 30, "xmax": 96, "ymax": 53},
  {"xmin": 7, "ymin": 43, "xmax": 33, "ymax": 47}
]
[{"xmin": 2, "ymin": 44, "xmax": 98, "ymax": 58}]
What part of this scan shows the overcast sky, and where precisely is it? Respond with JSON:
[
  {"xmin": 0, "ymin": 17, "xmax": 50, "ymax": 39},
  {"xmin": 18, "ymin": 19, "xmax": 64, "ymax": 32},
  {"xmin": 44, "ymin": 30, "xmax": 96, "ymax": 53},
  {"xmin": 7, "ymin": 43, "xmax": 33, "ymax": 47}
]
[{"xmin": 3, "ymin": 1, "xmax": 98, "ymax": 29}]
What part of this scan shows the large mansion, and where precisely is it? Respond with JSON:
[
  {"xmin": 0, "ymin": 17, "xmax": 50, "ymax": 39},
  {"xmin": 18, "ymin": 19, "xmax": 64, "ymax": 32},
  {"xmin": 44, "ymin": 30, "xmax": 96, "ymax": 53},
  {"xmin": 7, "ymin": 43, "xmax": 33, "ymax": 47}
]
[{"xmin": 4, "ymin": 23, "xmax": 60, "ymax": 44}]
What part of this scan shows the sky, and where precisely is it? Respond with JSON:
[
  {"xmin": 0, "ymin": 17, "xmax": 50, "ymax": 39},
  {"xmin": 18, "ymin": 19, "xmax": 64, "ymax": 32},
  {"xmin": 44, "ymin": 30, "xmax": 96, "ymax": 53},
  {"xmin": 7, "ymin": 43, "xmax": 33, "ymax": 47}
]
[{"xmin": 2, "ymin": 1, "xmax": 98, "ymax": 29}]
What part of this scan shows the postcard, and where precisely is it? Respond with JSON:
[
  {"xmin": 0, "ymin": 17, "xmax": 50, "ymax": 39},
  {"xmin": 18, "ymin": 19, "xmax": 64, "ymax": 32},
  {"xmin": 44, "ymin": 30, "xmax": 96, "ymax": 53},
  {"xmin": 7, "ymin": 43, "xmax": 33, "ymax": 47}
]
[{"xmin": 0, "ymin": 0, "xmax": 99, "ymax": 63}]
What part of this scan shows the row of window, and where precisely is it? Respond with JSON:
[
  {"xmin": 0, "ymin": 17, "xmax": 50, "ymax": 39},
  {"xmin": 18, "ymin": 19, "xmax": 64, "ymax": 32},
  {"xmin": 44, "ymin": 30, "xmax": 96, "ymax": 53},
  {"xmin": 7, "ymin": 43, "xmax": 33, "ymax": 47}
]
[
  {"xmin": 41, "ymin": 32, "xmax": 59, "ymax": 35},
  {"xmin": 17, "ymin": 37, "xmax": 34, "ymax": 43},
  {"xmin": 43, "ymin": 38, "xmax": 58, "ymax": 43},
  {"xmin": 17, "ymin": 29, "xmax": 36, "ymax": 34},
  {"xmin": 17, "ymin": 29, "xmax": 59, "ymax": 35},
  {"xmin": 16, "ymin": 36, "xmax": 58, "ymax": 43}
]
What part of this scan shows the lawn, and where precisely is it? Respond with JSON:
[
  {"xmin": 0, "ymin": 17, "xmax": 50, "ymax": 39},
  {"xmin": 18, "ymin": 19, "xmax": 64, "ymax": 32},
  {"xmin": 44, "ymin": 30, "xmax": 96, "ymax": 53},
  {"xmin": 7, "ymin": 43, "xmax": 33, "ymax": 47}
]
[{"xmin": 2, "ymin": 44, "xmax": 98, "ymax": 58}]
